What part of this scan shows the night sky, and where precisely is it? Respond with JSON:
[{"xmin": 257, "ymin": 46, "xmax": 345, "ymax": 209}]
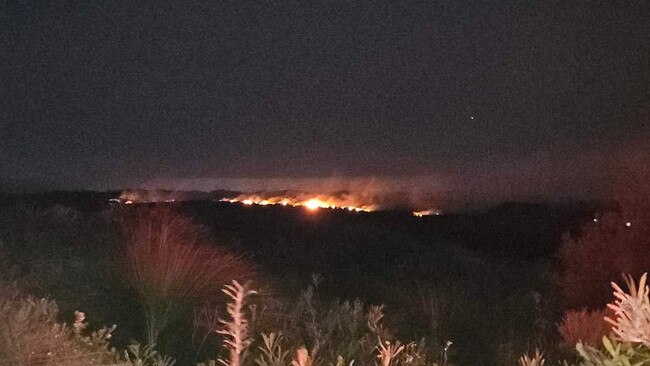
[{"xmin": 1, "ymin": 1, "xmax": 648, "ymax": 199}]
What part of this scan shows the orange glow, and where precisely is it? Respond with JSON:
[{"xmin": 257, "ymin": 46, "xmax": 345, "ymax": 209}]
[
  {"xmin": 412, "ymin": 209, "xmax": 440, "ymax": 217},
  {"xmin": 220, "ymin": 193, "xmax": 376, "ymax": 212},
  {"xmin": 304, "ymin": 198, "xmax": 324, "ymax": 210}
]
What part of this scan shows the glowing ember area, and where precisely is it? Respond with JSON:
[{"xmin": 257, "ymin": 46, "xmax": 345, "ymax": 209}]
[
  {"xmin": 220, "ymin": 193, "xmax": 377, "ymax": 212},
  {"xmin": 412, "ymin": 209, "xmax": 441, "ymax": 217}
]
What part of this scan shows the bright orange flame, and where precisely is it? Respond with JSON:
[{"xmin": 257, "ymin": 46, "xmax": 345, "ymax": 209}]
[
  {"xmin": 220, "ymin": 193, "xmax": 375, "ymax": 212},
  {"xmin": 304, "ymin": 198, "xmax": 324, "ymax": 210}
]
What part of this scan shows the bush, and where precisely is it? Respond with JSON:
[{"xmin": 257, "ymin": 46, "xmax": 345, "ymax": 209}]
[
  {"xmin": 558, "ymin": 309, "xmax": 612, "ymax": 348},
  {"xmin": 575, "ymin": 273, "xmax": 650, "ymax": 366},
  {"xmin": 0, "ymin": 281, "xmax": 121, "ymax": 365},
  {"xmin": 558, "ymin": 174, "xmax": 650, "ymax": 310},
  {"xmin": 122, "ymin": 206, "xmax": 254, "ymax": 348},
  {"xmin": 200, "ymin": 278, "xmax": 450, "ymax": 366}
]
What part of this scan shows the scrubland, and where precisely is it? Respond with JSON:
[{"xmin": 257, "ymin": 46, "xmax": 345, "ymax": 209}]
[{"xmin": 0, "ymin": 188, "xmax": 647, "ymax": 366}]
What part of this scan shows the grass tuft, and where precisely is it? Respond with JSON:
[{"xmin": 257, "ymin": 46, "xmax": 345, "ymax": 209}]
[{"xmin": 123, "ymin": 207, "xmax": 253, "ymax": 345}]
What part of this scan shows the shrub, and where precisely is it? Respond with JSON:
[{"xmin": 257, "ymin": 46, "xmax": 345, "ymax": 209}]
[
  {"xmin": 201, "ymin": 279, "xmax": 448, "ymax": 366},
  {"xmin": 575, "ymin": 273, "xmax": 650, "ymax": 366},
  {"xmin": 255, "ymin": 333, "xmax": 291, "ymax": 366},
  {"xmin": 558, "ymin": 212, "xmax": 650, "ymax": 310},
  {"xmin": 122, "ymin": 207, "xmax": 253, "ymax": 346},
  {"xmin": 278, "ymin": 280, "xmax": 388, "ymax": 365},
  {"xmin": 605, "ymin": 273, "xmax": 650, "ymax": 347},
  {"xmin": 558, "ymin": 309, "xmax": 612, "ymax": 348},
  {"xmin": 558, "ymin": 172, "xmax": 650, "ymax": 310},
  {"xmin": 124, "ymin": 342, "xmax": 176, "ymax": 366},
  {"xmin": 0, "ymin": 281, "xmax": 121, "ymax": 366}
]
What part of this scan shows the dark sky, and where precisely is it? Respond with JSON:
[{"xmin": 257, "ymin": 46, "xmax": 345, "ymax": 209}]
[{"xmin": 1, "ymin": 1, "xmax": 648, "ymax": 197}]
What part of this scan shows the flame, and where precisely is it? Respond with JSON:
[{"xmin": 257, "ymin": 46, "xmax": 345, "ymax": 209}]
[
  {"xmin": 220, "ymin": 193, "xmax": 376, "ymax": 212},
  {"xmin": 304, "ymin": 198, "xmax": 324, "ymax": 210},
  {"xmin": 412, "ymin": 209, "xmax": 440, "ymax": 217}
]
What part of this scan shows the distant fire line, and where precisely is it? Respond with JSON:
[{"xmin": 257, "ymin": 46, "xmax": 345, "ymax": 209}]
[
  {"xmin": 219, "ymin": 196, "xmax": 374, "ymax": 212},
  {"xmin": 113, "ymin": 191, "xmax": 441, "ymax": 217},
  {"xmin": 220, "ymin": 196, "xmax": 441, "ymax": 217}
]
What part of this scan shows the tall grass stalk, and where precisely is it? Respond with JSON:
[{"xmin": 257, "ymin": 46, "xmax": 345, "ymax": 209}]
[{"xmin": 217, "ymin": 280, "xmax": 257, "ymax": 366}]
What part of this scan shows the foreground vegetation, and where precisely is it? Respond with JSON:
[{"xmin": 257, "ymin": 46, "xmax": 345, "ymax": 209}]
[
  {"xmin": 3, "ymin": 264, "xmax": 650, "ymax": 366},
  {"xmin": 0, "ymin": 185, "xmax": 647, "ymax": 365}
]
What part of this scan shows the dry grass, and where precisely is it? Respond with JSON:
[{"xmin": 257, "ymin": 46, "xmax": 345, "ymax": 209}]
[{"xmin": 123, "ymin": 206, "xmax": 253, "ymax": 345}]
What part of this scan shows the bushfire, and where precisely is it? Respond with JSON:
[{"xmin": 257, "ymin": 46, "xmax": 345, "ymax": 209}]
[
  {"xmin": 114, "ymin": 189, "xmax": 441, "ymax": 217},
  {"xmin": 220, "ymin": 193, "xmax": 377, "ymax": 212},
  {"xmin": 412, "ymin": 209, "xmax": 441, "ymax": 217}
]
